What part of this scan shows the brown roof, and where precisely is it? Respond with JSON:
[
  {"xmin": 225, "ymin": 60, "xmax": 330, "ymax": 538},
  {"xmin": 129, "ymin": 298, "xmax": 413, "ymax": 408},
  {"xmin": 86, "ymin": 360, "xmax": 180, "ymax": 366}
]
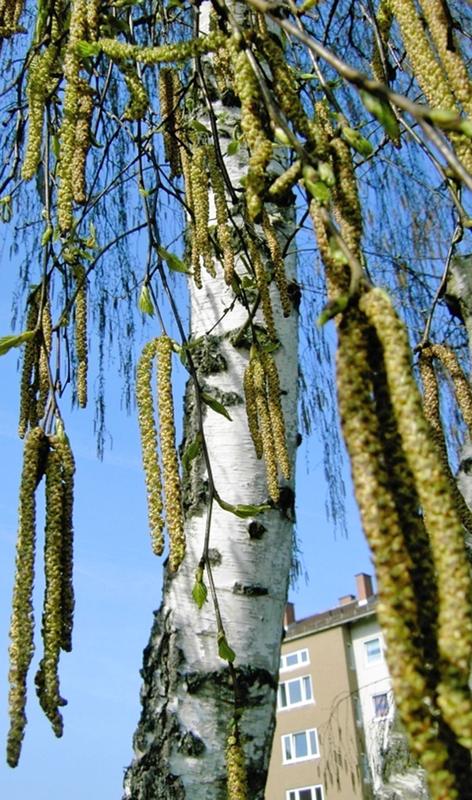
[{"xmin": 285, "ymin": 594, "xmax": 378, "ymax": 640}]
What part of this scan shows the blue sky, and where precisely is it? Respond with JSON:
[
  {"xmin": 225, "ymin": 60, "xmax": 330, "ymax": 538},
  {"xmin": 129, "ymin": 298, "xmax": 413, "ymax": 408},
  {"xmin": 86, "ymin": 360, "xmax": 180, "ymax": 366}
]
[{"xmin": 0, "ymin": 263, "xmax": 373, "ymax": 799}]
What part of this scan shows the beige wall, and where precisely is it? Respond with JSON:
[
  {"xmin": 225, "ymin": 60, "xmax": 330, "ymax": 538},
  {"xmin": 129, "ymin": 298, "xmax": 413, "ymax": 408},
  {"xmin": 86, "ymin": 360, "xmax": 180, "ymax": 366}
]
[{"xmin": 265, "ymin": 625, "xmax": 369, "ymax": 800}]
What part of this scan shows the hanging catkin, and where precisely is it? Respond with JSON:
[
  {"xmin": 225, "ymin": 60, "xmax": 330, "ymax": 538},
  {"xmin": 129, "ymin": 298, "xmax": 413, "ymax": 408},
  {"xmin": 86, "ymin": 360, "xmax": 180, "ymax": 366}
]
[
  {"xmin": 159, "ymin": 67, "xmax": 182, "ymax": 177},
  {"xmin": 54, "ymin": 431, "xmax": 76, "ymax": 653},
  {"xmin": 262, "ymin": 352, "xmax": 290, "ymax": 480},
  {"xmin": 190, "ymin": 146, "xmax": 215, "ymax": 279},
  {"xmin": 226, "ymin": 725, "xmax": 248, "ymax": 800},
  {"xmin": 248, "ymin": 239, "xmax": 277, "ymax": 341},
  {"xmin": 359, "ymin": 288, "xmax": 472, "ymax": 750},
  {"xmin": 336, "ymin": 308, "xmax": 459, "ymax": 798},
  {"xmin": 156, "ymin": 336, "xmax": 185, "ymax": 572},
  {"xmin": 429, "ymin": 343, "xmax": 472, "ymax": 434},
  {"xmin": 35, "ymin": 446, "xmax": 65, "ymax": 737},
  {"xmin": 0, "ymin": 0, "xmax": 24, "ymax": 38},
  {"xmin": 251, "ymin": 351, "xmax": 279, "ymax": 502},
  {"xmin": 243, "ymin": 357, "xmax": 263, "ymax": 459},
  {"xmin": 37, "ymin": 300, "xmax": 52, "ymax": 424},
  {"xmin": 18, "ymin": 293, "xmax": 40, "ymax": 438},
  {"xmin": 418, "ymin": 347, "xmax": 472, "ymax": 535},
  {"xmin": 7, "ymin": 427, "xmax": 47, "ymax": 767},
  {"xmin": 74, "ymin": 264, "xmax": 88, "ymax": 408},
  {"xmin": 136, "ymin": 340, "xmax": 165, "ymax": 556},
  {"xmin": 262, "ymin": 213, "xmax": 291, "ymax": 318},
  {"xmin": 206, "ymin": 145, "xmax": 234, "ymax": 285}
]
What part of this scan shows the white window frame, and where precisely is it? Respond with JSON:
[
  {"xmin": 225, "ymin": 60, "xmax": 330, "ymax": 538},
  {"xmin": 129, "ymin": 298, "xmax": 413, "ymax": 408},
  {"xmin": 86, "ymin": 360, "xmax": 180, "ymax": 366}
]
[
  {"xmin": 363, "ymin": 636, "xmax": 383, "ymax": 666},
  {"xmin": 278, "ymin": 674, "xmax": 314, "ymax": 710},
  {"xmin": 282, "ymin": 728, "xmax": 320, "ymax": 764},
  {"xmin": 286, "ymin": 785, "xmax": 324, "ymax": 800},
  {"xmin": 280, "ymin": 648, "xmax": 310, "ymax": 673},
  {"xmin": 372, "ymin": 691, "xmax": 390, "ymax": 719}
]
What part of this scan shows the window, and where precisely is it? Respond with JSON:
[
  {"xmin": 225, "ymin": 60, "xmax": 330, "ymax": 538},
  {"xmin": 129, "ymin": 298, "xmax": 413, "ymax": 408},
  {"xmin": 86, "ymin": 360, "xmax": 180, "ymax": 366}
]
[
  {"xmin": 364, "ymin": 636, "xmax": 383, "ymax": 665},
  {"xmin": 287, "ymin": 786, "xmax": 324, "ymax": 800},
  {"xmin": 280, "ymin": 648, "xmax": 309, "ymax": 672},
  {"xmin": 282, "ymin": 728, "xmax": 319, "ymax": 763},
  {"xmin": 372, "ymin": 692, "xmax": 390, "ymax": 718},
  {"xmin": 278, "ymin": 675, "xmax": 313, "ymax": 709}
]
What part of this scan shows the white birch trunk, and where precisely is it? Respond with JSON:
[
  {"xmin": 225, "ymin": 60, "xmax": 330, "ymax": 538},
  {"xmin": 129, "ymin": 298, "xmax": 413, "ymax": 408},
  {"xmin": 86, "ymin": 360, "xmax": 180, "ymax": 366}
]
[{"xmin": 123, "ymin": 29, "xmax": 299, "ymax": 799}]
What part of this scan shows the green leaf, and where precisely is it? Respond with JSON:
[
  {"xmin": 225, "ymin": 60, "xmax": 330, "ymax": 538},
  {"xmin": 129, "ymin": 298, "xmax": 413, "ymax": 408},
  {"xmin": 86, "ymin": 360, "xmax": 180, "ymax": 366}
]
[
  {"xmin": 318, "ymin": 161, "xmax": 335, "ymax": 187},
  {"xmin": 305, "ymin": 179, "xmax": 331, "ymax": 204},
  {"xmin": 341, "ymin": 126, "xmax": 374, "ymax": 157},
  {"xmin": 201, "ymin": 392, "xmax": 232, "ymax": 421},
  {"xmin": 41, "ymin": 226, "xmax": 53, "ymax": 246},
  {"xmin": 0, "ymin": 330, "xmax": 36, "ymax": 357},
  {"xmin": 190, "ymin": 120, "xmax": 211, "ymax": 134},
  {"xmin": 317, "ymin": 294, "xmax": 349, "ymax": 326},
  {"xmin": 218, "ymin": 634, "xmax": 236, "ymax": 663},
  {"xmin": 216, "ymin": 496, "xmax": 270, "ymax": 518},
  {"xmin": 360, "ymin": 91, "xmax": 400, "ymax": 141},
  {"xmin": 158, "ymin": 246, "xmax": 190, "ymax": 274},
  {"xmin": 182, "ymin": 433, "xmax": 202, "ymax": 470},
  {"xmin": 138, "ymin": 284, "xmax": 155, "ymax": 316},
  {"xmin": 328, "ymin": 236, "xmax": 349, "ymax": 265},
  {"xmin": 460, "ymin": 120, "xmax": 472, "ymax": 139},
  {"xmin": 227, "ymin": 140, "xmax": 240, "ymax": 156},
  {"xmin": 75, "ymin": 40, "xmax": 100, "ymax": 58},
  {"xmin": 192, "ymin": 579, "xmax": 208, "ymax": 609}
]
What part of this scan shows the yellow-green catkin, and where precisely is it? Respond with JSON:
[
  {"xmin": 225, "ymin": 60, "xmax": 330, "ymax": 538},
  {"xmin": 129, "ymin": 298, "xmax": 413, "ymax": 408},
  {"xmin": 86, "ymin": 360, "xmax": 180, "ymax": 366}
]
[
  {"xmin": 35, "ymin": 446, "xmax": 64, "ymax": 737},
  {"xmin": 57, "ymin": 0, "xmax": 89, "ymax": 230},
  {"xmin": 180, "ymin": 145, "xmax": 201, "ymax": 287},
  {"xmin": 419, "ymin": 0, "xmax": 472, "ymax": 117},
  {"xmin": 226, "ymin": 726, "xmax": 248, "ymax": 800},
  {"xmin": 360, "ymin": 288, "xmax": 472, "ymax": 749},
  {"xmin": 243, "ymin": 358, "xmax": 263, "ymax": 459},
  {"xmin": 262, "ymin": 352, "xmax": 290, "ymax": 480},
  {"xmin": 7, "ymin": 426, "xmax": 47, "ymax": 767},
  {"xmin": 336, "ymin": 310, "xmax": 457, "ymax": 798},
  {"xmin": 136, "ymin": 340, "xmax": 165, "ymax": 556},
  {"xmin": 122, "ymin": 64, "xmax": 149, "ymax": 121},
  {"xmin": 37, "ymin": 300, "xmax": 52, "ymax": 424},
  {"xmin": 262, "ymin": 212, "xmax": 291, "ymax": 317},
  {"xmin": 19, "ymin": 293, "xmax": 40, "ymax": 439},
  {"xmin": 371, "ymin": 0, "xmax": 394, "ymax": 82},
  {"xmin": 388, "ymin": 0, "xmax": 472, "ymax": 172},
  {"xmin": 229, "ymin": 39, "xmax": 271, "ymax": 221},
  {"xmin": 252, "ymin": 353, "xmax": 279, "ymax": 502},
  {"xmin": 74, "ymin": 264, "xmax": 88, "ymax": 408},
  {"xmin": 267, "ymin": 161, "xmax": 302, "ymax": 202},
  {"xmin": 0, "ymin": 0, "xmax": 25, "ymax": 38},
  {"xmin": 53, "ymin": 431, "xmax": 76, "ymax": 653},
  {"xmin": 429, "ymin": 343, "xmax": 472, "ymax": 434},
  {"xmin": 159, "ymin": 67, "xmax": 182, "ymax": 177},
  {"xmin": 98, "ymin": 30, "xmax": 226, "ymax": 67},
  {"xmin": 190, "ymin": 146, "xmax": 215, "ymax": 278},
  {"xmin": 206, "ymin": 145, "xmax": 234, "ymax": 285},
  {"xmin": 418, "ymin": 348, "xmax": 472, "ymax": 535},
  {"xmin": 248, "ymin": 239, "xmax": 277, "ymax": 341},
  {"xmin": 156, "ymin": 336, "xmax": 185, "ymax": 572},
  {"xmin": 22, "ymin": 45, "xmax": 59, "ymax": 181}
]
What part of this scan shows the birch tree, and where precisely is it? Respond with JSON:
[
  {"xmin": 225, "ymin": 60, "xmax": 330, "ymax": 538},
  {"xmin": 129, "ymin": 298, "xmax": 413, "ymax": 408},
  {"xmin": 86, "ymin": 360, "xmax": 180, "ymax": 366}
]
[{"xmin": 1, "ymin": 2, "xmax": 472, "ymax": 799}]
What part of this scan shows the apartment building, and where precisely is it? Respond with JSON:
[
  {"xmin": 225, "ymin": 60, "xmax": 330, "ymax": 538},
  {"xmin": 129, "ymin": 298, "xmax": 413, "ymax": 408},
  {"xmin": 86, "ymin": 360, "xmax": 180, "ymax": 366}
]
[{"xmin": 265, "ymin": 574, "xmax": 393, "ymax": 800}]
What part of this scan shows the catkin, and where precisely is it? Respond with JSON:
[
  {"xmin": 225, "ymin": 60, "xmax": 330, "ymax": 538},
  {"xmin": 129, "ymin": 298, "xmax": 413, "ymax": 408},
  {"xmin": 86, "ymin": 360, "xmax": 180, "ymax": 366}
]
[
  {"xmin": 418, "ymin": 348, "xmax": 472, "ymax": 535},
  {"xmin": 54, "ymin": 432, "xmax": 76, "ymax": 653},
  {"xmin": 136, "ymin": 340, "xmax": 165, "ymax": 556},
  {"xmin": 22, "ymin": 45, "xmax": 59, "ymax": 181},
  {"xmin": 243, "ymin": 358, "xmax": 263, "ymax": 459},
  {"xmin": 262, "ymin": 213, "xmax": 291, "ymax": 317},
  {"xmin": 19, "ymin": 293, "xmax": 40, "ymax": 439},
  {"xmin": 156, "ymin": 336, "xmax": 185, "ymax": 572},
  {"xmin": 206, "ymin": 146, "xmax": 234, "ymax": 285},
  {"xmin": 359, "ymin": 288, "xmax": 472, "ymax": 749},
  {"xmin": 74, "ymin": 264, "xmax": 88, "ymax": 408},
  {"xmin": 190, "ymin": 146, "xmax": 215, "ymax": 278},
  {"xmin": 248, "ymin": 239, "xmax": 277, "ymax": 341},
  {"xmin": 252, "ymin": 354, "xmax": 279, "ymax": 502},
  {"xmin": 35, "ymin": 447, "xmax": 65, "ymax": 737},
  {"xmin": 429, "ymin": 344, "xmax": 472, "ymax": 434},
  {"xmin": 7, "ymin": 427, "xmax": 47, "ymax": 767},
  {"xmin": 159, "ymin": 68, "xmax": 182, "ymax": 177},
  {"xmin": 0, "ymin": 0, "xmax": 24, "ymax": 38},
  {"xmin": 37, "ymin": 300, "xmax": 52, "ymax": 425},
  {"xmin": 226, "ymin": 727, "xmax": 248, "ymax": 800},
  {"xmin": 262, "ymin": 352, "xmax": 290, "ymax": 480},
  {"xmin": 337, "ymin": 309, "xmax": 459, "ymax": 798}
]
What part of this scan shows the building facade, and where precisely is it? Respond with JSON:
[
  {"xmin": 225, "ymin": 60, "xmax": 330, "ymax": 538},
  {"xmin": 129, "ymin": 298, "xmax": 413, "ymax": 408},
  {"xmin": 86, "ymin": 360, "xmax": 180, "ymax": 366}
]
[{"xmin": 265, "ymin": 574, "xmax": 394, "ymax": 800}]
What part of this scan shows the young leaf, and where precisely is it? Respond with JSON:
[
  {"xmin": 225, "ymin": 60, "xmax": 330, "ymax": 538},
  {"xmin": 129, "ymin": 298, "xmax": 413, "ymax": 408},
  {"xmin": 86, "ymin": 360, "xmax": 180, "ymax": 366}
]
[
  {"xmin": 0, "ymin": 330, "xmax": 36, "ymax": 357},
  {"xmin": 192, "ymin": 579, "xmax": 208, "ymax": 609},
  {"xmin": 216, "ymin": 496, "xmax": 270, "ymax": 517},
  {"xmin": 317, "ymin": 294, "xmax": 349, "ymax": 326},
  {"xmin": 138, "ymin": 284, "xmax": 155, "ymax": 316},
  {"xmin": 201, "ymin": 392, "xmax": 232, "ymax": 421},
  {"xmin": 227, "ymin": 140, "xmax": 240, "ymax": 156},
  {"xmin": 305, "ymin": 179, "xmax": 331, "ymax": 204},
  {"xmin": 218, "ymin": 634, "xmax": 236, "ymax": 663},
  {"xmin": 360, "ymin": 91, "xmax": 400, "ymax": 141},
  {"xmin": 157, "ymin": 246, "xmax": 190, "ymax": 274},
  {"xmin": 341, "ymin": 126, "xmax": 374, "ymax": 157},
  {"xmin": 182, "ymin": 433, "xmax": 202, "ymax": 470}
]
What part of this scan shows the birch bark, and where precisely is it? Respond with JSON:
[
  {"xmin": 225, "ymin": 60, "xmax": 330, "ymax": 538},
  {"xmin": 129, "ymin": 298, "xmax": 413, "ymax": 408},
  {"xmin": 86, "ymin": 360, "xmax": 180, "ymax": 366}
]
[{"xmin": 123, "ymin": 11, "xmax": 299, "ymax": 798}]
